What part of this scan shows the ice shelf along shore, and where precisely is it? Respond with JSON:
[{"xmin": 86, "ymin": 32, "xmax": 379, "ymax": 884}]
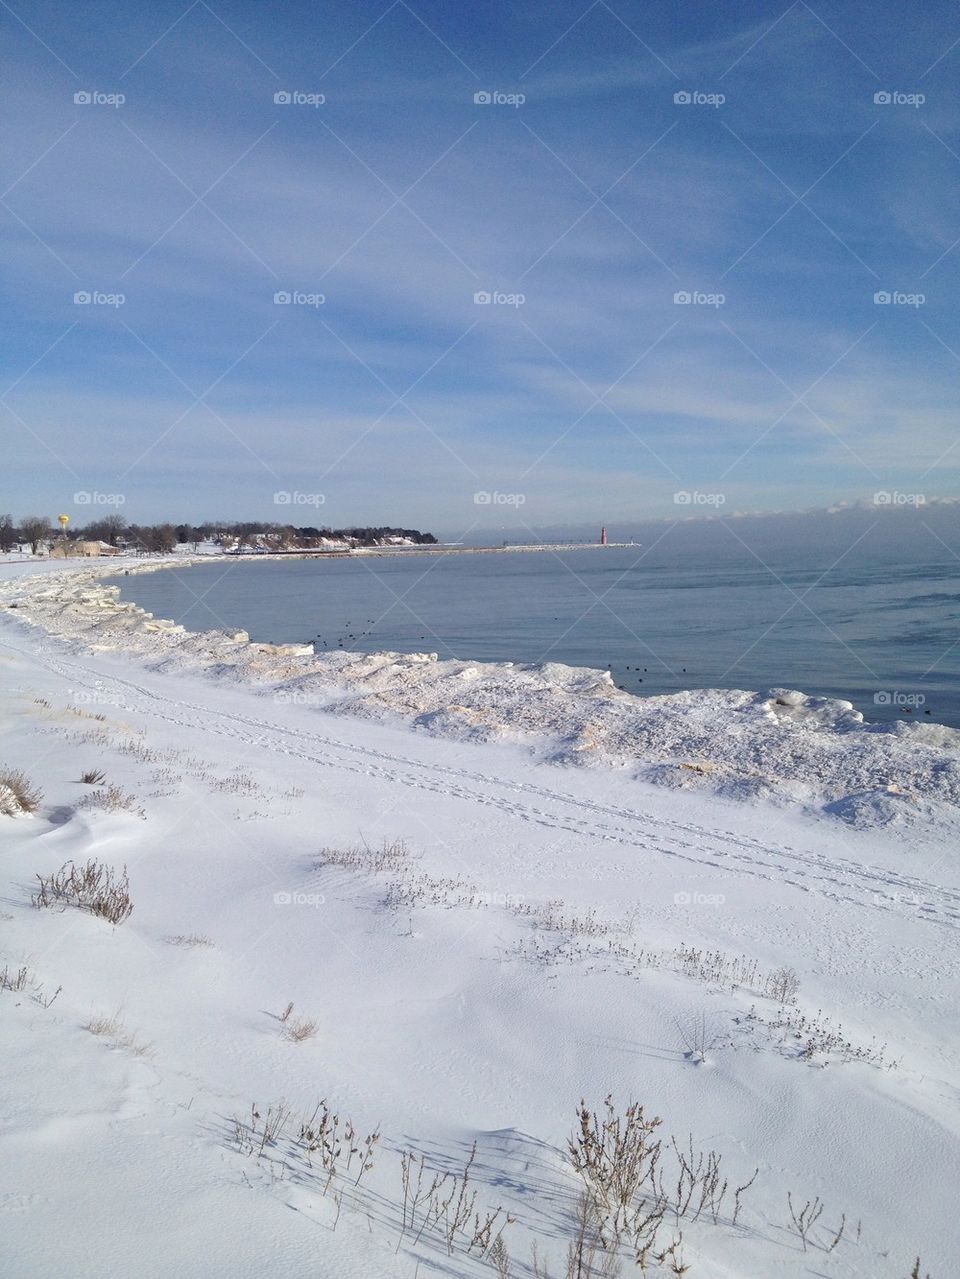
[{"xmin": 2, "ymin": 554, "xmax": 959, "ymax": 828}]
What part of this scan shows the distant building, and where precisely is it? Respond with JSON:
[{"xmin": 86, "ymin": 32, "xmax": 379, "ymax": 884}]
[{"xmin": 51, "ymin": 540, "xmax": 121, "ymax": 558}]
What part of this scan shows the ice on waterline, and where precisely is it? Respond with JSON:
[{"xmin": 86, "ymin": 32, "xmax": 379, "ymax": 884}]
[{"xmin": 3, "ymin": 558, "xmax": 959, "ymax": 827}]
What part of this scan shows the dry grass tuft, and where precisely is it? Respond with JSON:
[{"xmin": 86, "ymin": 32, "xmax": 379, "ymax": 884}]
[
  {"xmin": 211, "ymin": 769, "xmax": 262, "ymax": 796},
  {"xmin": 282, "ymin": 1015, "xmax": 318, "ymax": 1043},
  {"xmin": 0, "ymin": 768, "xmax": 43, "ymax": 815},
  {"xmin": 85, "ymin": 1010, "xmax": 152, "ymax": 1057},
  {"xmin": 78, "ymin": 783, "xmax": 145, "ymax": 819},
  {"xmin": 33, "ymin": 859, "xmax": 133, "ymax": 924},
  {"xmin": 0, "ymin": 964, "xmax": 30, "ymax": 992},
  {"xmin": 79, "ymin": 768, "xmax": 106, "ymax": 785},
  {"xmin": 316, "ymin": 837, "xmax": 411, "ymax": 875},
  {"xmin": 765, "ymin": 964, "xmax": 801, "ymax": 1004}
]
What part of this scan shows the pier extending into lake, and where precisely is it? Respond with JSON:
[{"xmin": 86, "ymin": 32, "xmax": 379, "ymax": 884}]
[{"xmin": 228, "ymin": 541, "xmax": 638, "ymax": 559}]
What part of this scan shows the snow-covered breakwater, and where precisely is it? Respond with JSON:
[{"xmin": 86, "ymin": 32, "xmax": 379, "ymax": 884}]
[{"xmin": 3, "ymin": 557, "xmax": 959, "ymax": 825}]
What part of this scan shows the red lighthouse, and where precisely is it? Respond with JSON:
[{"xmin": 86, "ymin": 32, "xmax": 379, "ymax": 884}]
[{"xmin": 600, "ymin": 526, "xmax": 608, "ymax": 546}]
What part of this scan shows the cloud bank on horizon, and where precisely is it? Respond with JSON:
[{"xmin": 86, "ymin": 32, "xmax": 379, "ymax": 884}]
[{"xmin": 3, "ymin": 0, "xmax": 960, "ymax": 534}]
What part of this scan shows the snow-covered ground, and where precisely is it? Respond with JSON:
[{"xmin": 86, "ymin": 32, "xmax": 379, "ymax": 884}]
[{"xmin": 1, "ymin": 556, "xmax": 958, "ymax": 1278}]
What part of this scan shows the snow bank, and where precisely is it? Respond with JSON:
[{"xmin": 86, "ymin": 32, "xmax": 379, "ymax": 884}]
[
  {"xmin": 3, "ymin": 557, "xmax": 958, "ymax": 824},
  {"xmin": 2, "ymin": 558, "xmax": 959, "ymax": 1279}
]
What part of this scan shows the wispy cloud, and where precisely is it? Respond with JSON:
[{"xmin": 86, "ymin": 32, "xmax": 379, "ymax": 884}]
[{"xmin": 3, "ymin": 1, "xmax": 960, "ymax": 523}]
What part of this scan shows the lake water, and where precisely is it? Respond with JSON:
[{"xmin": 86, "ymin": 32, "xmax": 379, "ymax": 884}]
[{"xmin": 108, "ymin": 546, "xmax": 960, "ymax": 728}]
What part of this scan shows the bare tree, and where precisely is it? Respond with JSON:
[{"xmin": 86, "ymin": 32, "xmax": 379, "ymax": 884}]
[
  {"xmin": 19, "ymin": 515, "xmax": 51, "ymax": 554},
  {"xmin": 80, "ymin": 514, "xmax": 127, "ymax": 545}
]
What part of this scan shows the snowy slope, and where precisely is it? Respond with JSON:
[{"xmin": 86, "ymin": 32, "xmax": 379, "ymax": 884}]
[{"xmin": 1, "ymin": 557, "xmax": 958, "ymax": 1278}]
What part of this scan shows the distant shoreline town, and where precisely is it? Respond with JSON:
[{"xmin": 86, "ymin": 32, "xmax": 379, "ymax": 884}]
[
  {"xmin": 0, "ymin": 515, "xmax": 626, "ymax": 559},
  {"xmin": 0, "ymin": 515, "xmax": 439, "ymax": 557}
]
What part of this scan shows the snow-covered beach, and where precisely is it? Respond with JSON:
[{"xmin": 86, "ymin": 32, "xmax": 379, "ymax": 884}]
[
  {"xmin": 2, "ymin": 554, "xmax": 959, "ymax": 1277},
  {"xmin": 8, "ymin": 554, "xmax": 960, "ymax": 823}
]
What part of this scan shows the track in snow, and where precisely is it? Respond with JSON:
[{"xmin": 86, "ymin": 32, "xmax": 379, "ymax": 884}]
[{"xmin": 9, "ymin": 638, "xmax": 960, "ymax": 932}]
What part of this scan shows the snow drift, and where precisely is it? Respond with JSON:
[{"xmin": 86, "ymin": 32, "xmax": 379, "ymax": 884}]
[{"xmin": 3, "ymin": 557, "xmax": 958, "ymax": 825}]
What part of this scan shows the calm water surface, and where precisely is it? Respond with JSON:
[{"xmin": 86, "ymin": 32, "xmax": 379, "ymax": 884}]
[{"xmin": 108, "ymin": 547, "xmax": 960, "ymax": 728}]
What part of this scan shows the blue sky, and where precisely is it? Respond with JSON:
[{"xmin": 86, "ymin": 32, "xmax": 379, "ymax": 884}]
[{"xmin": 3, "ymin": 0, "xmax": 960, "ymax": 533}]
